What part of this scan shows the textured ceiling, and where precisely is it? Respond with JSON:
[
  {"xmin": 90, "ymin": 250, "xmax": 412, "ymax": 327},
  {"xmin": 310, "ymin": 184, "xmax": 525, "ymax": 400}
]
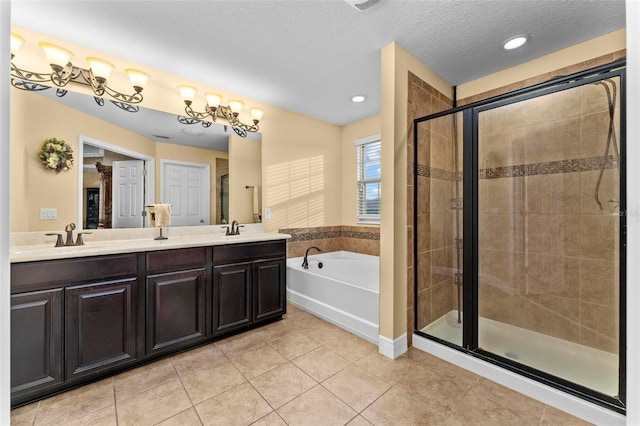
[{"xmin": 11, "ymin": 0, "xmax": 626, "ymax": 126}]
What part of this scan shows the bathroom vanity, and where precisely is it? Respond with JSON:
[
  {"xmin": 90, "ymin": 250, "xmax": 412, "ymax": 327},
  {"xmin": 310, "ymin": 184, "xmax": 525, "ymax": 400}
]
[{"xmin": 9, "ymin": 231, "xmax": 288, "ymax": 406}]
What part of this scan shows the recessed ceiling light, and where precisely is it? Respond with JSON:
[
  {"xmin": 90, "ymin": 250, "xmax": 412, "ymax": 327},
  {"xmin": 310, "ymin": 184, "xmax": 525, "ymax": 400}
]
[
  {"xmin": 502, "ymin": 35, "xmax": 529, "ymax": 51},
  {"xmin": 351, "ymin": 95, "xmax": 366, "ymax": 103}
]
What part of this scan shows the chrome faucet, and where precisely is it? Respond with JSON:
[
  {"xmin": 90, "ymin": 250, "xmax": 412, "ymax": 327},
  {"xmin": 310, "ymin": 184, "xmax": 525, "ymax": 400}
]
[{"xmin": 302, "ymin": 246, "xmax": 321, "ymax": 269}]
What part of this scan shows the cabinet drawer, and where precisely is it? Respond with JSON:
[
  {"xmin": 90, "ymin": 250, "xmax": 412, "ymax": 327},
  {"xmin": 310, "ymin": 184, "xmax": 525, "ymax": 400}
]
[
  {"xmin": 146, "ymin": 247, "xmax": 206, "ymax": 273},
  {"xmin": 213, "ymin": 240, "xmax": 286, "ymax": 264},
  {"xmin": 11, "ymin": 254, "xmax": 138, "ymax": 293}
]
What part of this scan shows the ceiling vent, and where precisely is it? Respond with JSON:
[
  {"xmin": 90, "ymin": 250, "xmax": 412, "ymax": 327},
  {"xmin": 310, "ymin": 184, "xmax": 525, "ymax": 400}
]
[{"xmin": 344, "ymin": 0, "xmax": 380, "ymax": 11}]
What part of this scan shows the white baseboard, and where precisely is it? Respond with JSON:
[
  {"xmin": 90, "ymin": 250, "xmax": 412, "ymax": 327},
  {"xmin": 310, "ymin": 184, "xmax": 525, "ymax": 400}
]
[
  {"xmin": 412, "ymin": 333, "xmax": 625, "ymax": 426},
  {"xmin": 378, "ymin": 333, "xmax": 407, "ymax": 359}
]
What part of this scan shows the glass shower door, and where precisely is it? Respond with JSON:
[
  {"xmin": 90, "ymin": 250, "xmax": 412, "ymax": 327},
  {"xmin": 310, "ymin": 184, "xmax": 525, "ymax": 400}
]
[
  {"xmin": 476, "ymin": 77, "xmax": 621, "ymax": 398},
  {"xmin": 416, "ymin": 111, "xmax": 464, "ymax": 347}
]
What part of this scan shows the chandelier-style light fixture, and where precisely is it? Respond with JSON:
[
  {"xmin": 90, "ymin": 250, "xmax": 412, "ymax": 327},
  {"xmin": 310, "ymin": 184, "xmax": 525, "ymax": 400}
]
[
  {"xmin": 10, "ymin": 33, "xmax": 150, "ymax": 105},
  {"xmin": 178, "ymin": 85, "xmax": 263, "ymax": 137}
]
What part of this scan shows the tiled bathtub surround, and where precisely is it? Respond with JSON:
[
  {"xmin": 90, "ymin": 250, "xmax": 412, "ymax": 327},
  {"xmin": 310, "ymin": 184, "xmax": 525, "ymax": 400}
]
[{"xmin": 282, "ymin": 226, "xmax": 380, "ymax": 258}]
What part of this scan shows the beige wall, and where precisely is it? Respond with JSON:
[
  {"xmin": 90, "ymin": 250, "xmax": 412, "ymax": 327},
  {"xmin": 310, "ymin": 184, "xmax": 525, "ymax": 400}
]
[
  {"xmin": 229, "ymin": 135, "xmax": 261, "ymax": 224},
  {"xmin": 380, "ymin": 42, "xmax": 453, "ymax": 341},
  {"xmin": 340, "ymin": 114, "xmax": 381, "ymax": 226}
]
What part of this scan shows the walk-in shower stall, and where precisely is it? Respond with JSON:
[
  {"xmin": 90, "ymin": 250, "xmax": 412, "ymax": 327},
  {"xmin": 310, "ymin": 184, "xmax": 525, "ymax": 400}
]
[{"xmin": 413, "ymin": 60, "xmax": 626, "ymax": 412}]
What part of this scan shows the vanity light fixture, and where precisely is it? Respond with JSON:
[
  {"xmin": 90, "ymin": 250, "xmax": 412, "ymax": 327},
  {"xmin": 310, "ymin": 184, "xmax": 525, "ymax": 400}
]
[
  {"xmin": 178, "ymin": 85, "xmax": 263, "ymax": 137},
  {"xmin": 10, "ymin": 33, "xmax": 150, "ymax": 105},
  {"xmin": 502, "ymin": 35, "xmax": 529, "ymax": 51}
]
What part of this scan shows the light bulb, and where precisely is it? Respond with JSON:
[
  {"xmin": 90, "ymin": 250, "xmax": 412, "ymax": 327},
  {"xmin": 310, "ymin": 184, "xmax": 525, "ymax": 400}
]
[
  {"xmin": 39, "ymin": 42, "xmax": 73, "ymax": 72},
  {"xmin": 86, "ymin": 57, "xmax": 114, "ymax": 84},
  {"xmin": 228, "ymin": 100, "xmax": 244, "ymax": 115},
  {"xmin": 250, "ymin": 107, "xmax": 264, "ymax": 122},
  {"xmin": 178, "ymin": 85, "xmax": 197, "ymax": 105},
  {"xmin": 126, "ymin": 68, "xmax": 150, "ymax": 92},
  {"xmin": 205, "ymin": 93, "xmax": 222, "ymax": 108},
  {"xmin": 10, "ymin": 33, "xmax": 25, "ymax": 58}
]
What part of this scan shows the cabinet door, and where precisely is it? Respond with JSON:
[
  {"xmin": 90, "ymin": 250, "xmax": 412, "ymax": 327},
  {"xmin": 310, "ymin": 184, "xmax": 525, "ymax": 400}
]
[
  {"xmin": 254, "ymin": 258, "xmax": 286, "ymax": 322},
  {"xmin": 146, "ymin": 268, "xmax": 206, "ymax": 355},
  {"xmin": 11, "ymin": 289, "xmax": 63, "ymax": 403},
  {"xmin": 65, "ymin": 278, "xmax": 137, "ymax": 380},
  {"xmin": 213, "ymin": 262, "xmax": 252, "ymax": 334}
]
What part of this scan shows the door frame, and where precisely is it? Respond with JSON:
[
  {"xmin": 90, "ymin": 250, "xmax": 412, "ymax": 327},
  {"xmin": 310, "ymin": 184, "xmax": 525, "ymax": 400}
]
[
  {"xmin": 77, "ymin": 135, "xmax": 155, "ymax": 230},
  {"xmin": 160, "ymin": 159, "xmax": 211, "ymax": 226}
]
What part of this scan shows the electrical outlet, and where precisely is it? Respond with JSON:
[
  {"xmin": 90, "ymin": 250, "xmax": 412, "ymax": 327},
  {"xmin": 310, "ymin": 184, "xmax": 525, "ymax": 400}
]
[
  {"xmin": 264, "ymin": 208, "xmax": 271, "ymax": 219},
  {"xmin": 40, "ymin": 208, "xmax": 57, "ymax": 220}
]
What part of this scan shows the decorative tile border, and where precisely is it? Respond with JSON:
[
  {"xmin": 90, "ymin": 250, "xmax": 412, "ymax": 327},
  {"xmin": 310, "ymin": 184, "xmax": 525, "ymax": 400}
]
[
  {"xmin": 280, "ymin": 226, "xmax": 379, "ymax": 242},
  {"xmin": 415, "ymin": 156, "xmax": 618, "ymax": 181},
  {"xmin": 479, "ymin": 155, "xmax": 617, "ymax": 179}
]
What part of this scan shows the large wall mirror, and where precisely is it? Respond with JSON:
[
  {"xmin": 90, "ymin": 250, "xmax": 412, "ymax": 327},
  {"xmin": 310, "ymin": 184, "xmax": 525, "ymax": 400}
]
[{"xmin": 10, "ymin": 85, "xmax": 262, "ymax": 232}]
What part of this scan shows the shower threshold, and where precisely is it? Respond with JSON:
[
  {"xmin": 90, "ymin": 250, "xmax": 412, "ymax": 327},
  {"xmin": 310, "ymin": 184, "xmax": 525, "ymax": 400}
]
[{"xmin": 422, "ymin": 310, "xmax": 618, "ymax": 397}]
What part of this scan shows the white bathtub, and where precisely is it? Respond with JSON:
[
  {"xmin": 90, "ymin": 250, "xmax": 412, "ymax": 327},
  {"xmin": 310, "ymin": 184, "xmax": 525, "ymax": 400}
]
[{"xmin": 286, "ymin": 251, "xmax": 379, "ymax": 344}]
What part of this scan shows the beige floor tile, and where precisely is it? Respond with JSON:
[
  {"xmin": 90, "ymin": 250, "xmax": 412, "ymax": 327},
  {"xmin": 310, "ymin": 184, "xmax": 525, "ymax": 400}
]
[
  {"xmin": 325, "ymin": 333, "xmax": 377, "ymax": 362},
  {"xmin": 301, "ymin": 320, "xmax": 353, "ymax": 345},
  {"xmin": 355, "ymin": 352, "xmax": 415, "ymax": 384},
  {"xmin": 195, "ymin": 382, "xmax": 272, "ymax": 426},
  {"xmin": 255, "ymin": 318, "xmax": 298, "ymax": 340},
  {"xmin": 157, "ymin": 407, "xmax": 203, "ymax": 426},
  {"xmin": 446, "ymin": 378, "xmax": 545, "ymax": 425},
  {"xmin": 361, "ymin": 386, "xmax": 447, "ymax": 425},
  {"xmin": 35, "ymin": 378, "xmax": 114, "ymax": 426},
  {"xmin": 116, "ymin": 378, "xmax": 192, "ymax": 426},
  {"xmin": 269, "ymin": 330, "xmax": 321, "ymax": 359},
  {"xmin": 292, "ymin": 346, "xmax": 352, "ymax": 382},
  {"xmin": 540, "ymin": 405, "xmax": 593, "ymax": 425},
  {"xmin": 250, "ymin": 363, "xmax": 317, "ymax": 408},
  {"xmin": 251, "ymin": 411, "xmax": 288, "ymax": 425},
  {"xmin": 323, "ymin": 365, "xmax": 390, "ymax": 412},
  {"xmin": 215, "ymin": 330, "xmax": 266, "ymax": 358},
  {"xmin": 346, "ymin": 415, "xmax": 373, "ymax": 426},
  {"xmin": 10, "ymin": 402, "xmax": 39, "ymax": 426},
  {"xmin": 277, "ymin": 385, "xmax": 357, "ymax": 426},
  {"xmin": 181, "ymin": 361, "xmax": 246, "ymax": 404},
  {"xmin": 230, "ymin": 344, "xmax": 288, "ymax": 379},
  {"xmin": 395, "ymin": 364, "xmax": 476, "ymax": 417},
  {"xmin": 59, "ymin": 405, "xmax": 117, "ymax": 426},
  {"xmin": 114, "ymin": 358, "xmax": 178, "ymax": 403},
  {"xmin": 171, "ymin": 343, "xmax": 228, "ymax": 377}
]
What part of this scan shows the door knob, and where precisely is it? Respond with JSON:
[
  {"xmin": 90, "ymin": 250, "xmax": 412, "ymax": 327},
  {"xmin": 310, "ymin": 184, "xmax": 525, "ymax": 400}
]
[{"xmin": 200, "ymin": 219, "xmax": 204, "ymax": 223}]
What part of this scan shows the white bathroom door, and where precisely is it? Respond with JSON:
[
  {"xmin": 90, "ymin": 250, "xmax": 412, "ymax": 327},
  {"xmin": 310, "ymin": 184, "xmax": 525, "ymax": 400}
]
[
  {"xmin": 112, "ymin": 160, "xmax": 144, "ymax": 228},
  {"xmin": 161, "ymin": 161, "xmax": 210, "ymax": 226}
]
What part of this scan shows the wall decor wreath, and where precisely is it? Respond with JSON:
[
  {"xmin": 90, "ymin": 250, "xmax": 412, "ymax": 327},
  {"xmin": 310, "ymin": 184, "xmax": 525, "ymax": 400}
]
[{"xmin": 39, "ymin": 138, "xmax": 74, "ymax": 173}]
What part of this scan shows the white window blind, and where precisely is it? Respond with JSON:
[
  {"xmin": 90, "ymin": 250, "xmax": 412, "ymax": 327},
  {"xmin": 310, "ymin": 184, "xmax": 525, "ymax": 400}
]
[{"xmin": 356, "ymin": 136, "xmax": 381, "ymax": 223}]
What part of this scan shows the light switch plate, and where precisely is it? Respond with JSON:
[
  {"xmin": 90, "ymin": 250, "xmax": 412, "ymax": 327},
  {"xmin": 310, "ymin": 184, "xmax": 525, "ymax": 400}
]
[
  {"xmin": 40, "ymin": 208, "xmax": 57, "ymax": 220},
  {"xmin": 264, "ymin": 208, "xmax": 271, "ymax": 219}
]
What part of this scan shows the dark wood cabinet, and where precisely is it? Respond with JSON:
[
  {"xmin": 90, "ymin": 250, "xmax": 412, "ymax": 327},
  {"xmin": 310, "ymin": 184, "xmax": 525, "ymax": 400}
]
[
  {"xmin": 10, "ymin": 239, "xmax": 286, "ymax": 407},
  {"xmin": 213, "ymin": 262, "xmax": 252, "ymax": 334},
  {"xmin": 11, "ymin": 288, "xmax": 63, "ymax": 403},
  {"xmin": 254, "ymin": 258, "xmax": 286, "ymax": 322},
  {"xmin": 146, "ymin": 268, "xmax": 207, "ymax": 355},
  {"xmin": 65, "ymin": 278, "xmax": 137, "ymax": 380}
]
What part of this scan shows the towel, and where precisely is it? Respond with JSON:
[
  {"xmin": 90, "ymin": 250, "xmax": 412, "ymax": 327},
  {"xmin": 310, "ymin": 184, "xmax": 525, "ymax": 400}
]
[
  {"xmin": 252, "ymin": 186, "xmax": 259, "ymax": 218},
  {"xmin": 154, "ymin": 203, "xmax": 172, "ymax": 227}
]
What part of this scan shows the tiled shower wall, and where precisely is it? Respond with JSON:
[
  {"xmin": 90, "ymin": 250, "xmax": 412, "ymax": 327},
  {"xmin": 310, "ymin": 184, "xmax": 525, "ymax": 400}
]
[
  {"xmin": 282, "ymin": 226, "xmax": 380, "ymax": 258},
  {"xmin": 477, "ymin": 82, "xmax": 620, "ymax": 354}
]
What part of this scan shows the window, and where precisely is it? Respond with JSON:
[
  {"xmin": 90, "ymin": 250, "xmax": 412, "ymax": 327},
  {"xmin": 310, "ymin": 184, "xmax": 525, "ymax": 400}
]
[{"xmin": 356, "ymin": 134, "xmax": 381, "ymax": 223}]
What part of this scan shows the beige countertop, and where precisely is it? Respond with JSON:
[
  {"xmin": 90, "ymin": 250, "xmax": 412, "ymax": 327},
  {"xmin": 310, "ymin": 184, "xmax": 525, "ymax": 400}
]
[{"xmin": 10, "ymin": 224, "xmax": 290, "ymax": 263}]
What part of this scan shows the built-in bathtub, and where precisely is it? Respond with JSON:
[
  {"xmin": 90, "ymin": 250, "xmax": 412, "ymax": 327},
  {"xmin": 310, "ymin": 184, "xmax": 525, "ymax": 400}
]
[{"xmin": 286, "ymin": 251, "xmax": 379, "ymax": 344}]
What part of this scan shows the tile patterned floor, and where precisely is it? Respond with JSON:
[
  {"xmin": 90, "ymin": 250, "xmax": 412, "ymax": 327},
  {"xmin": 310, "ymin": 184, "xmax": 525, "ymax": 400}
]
[{"xmin": 11, "ymin": 303, "xmax": 592, "ymax": 426}]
